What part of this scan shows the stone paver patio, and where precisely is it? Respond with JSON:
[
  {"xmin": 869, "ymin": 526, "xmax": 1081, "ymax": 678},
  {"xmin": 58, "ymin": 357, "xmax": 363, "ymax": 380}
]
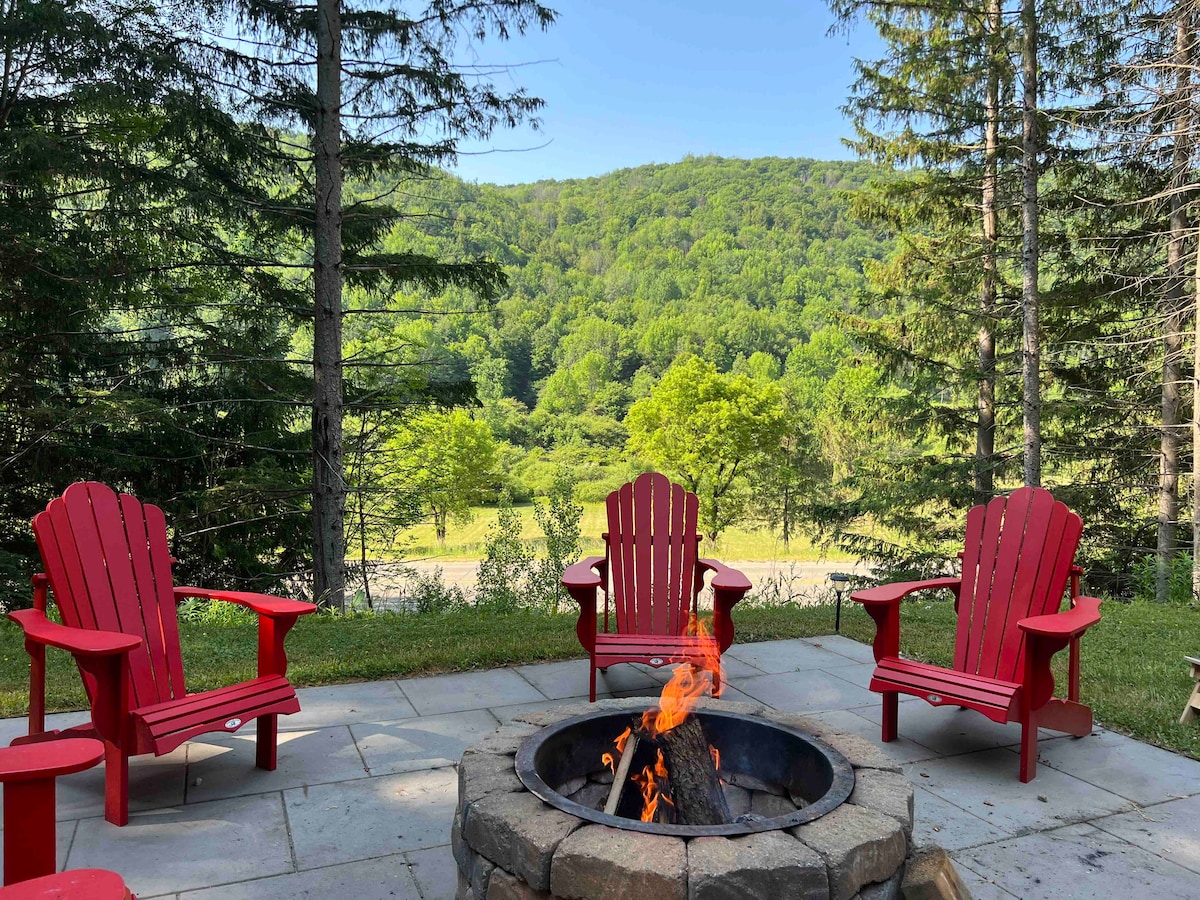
[{"xmin": 4, "ymin": 635, "xmax": 1199, "ymax": 898}]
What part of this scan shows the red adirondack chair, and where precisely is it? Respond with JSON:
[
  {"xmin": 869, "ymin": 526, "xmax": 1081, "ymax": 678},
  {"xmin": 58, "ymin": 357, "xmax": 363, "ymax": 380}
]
[
  {"xmin": 562, "ymin": 472, "xmax": 752, "ymax": 701},
  {"xmin": 0, "ymin": 737, "xmax": 133, "ymax": 896},
  {"xmin": 852, "ymin": 486, "xmax": 1101, "ymax": 782},
  {"xmin": 9, "ymin": 482, "xmax": 316, "ymax": 825}
]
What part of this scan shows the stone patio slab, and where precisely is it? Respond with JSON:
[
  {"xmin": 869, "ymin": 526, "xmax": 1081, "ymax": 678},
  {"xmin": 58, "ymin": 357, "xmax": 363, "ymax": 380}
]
[
  {"xmin": 725, "ymin": 638, "xmax": 861, "ymax": 673},
  {"xmin": 490, "ymin": 697, "xmax": 595, "ymax": 724},
  {"xmin": 910, "ymin": 785, "xmax": 1009, "ymax": 851},
  {"xmin": 287, "ymin": 681, "xmax": 417, "ymax": 729},
  {"xmin": 853, "ymin": 700, "xmax": 1063, "ymax": 757},
  {"xmin": 399, "ymin": 669, "xmax": 545, "ymax": 716},
  {"xmin": 185, "ymin": 726, "xmax": 368, "ymax": 802},
  {"xmin": 1093, "ymin": 793, "xmax": 1200, "ymax": 874},
  {"xmin": 904, "ymin": 748, "xmax": 1135, "ymax": 833},
  {"xmin": 405, "ymin": 843, "xmax": 457, "ymax": 900},
  {"xmin": 516, "ymin": 659, "xmax": 658, "ymax": 699},
  {"xmin": 808, "ymin": 635, "xmax": 878, "ymax": 664},
  {"xmin": 67, "ymin": 792, "xmax": 293, "ymax": 896},
  {"xmin": 49, "ymin": 745, "xmax": 189, "ymax": 822},
  {"xmin": 955, "ymin": 823, "xmax": 1200, "ymax": 899},
  {"xmin": 735, "ymin": 670, "xmax": 878, "ymax": 713},
  {"xmin": 1020, "ymin": 727, "xmax": 1200, "ymax": 806},
  {"xmin": 352, "ymin": 709, "xmax": 501, "ymax": 775},
  {"xmin": 285, "ymin": 766, "xmax": 457, "ymax": 869},
  {"xmin": 804, "ymin": 709, "xmax": 937, "ymax": 764},
  {"xmin": 951, "ymin": 859, "xmax": 1021, "ymax": 899},
  {"xmin": 0, "ymin": 710, "xmax": 91, "ymax": 747},
  {"xmin": 179, "ymin": 853, "xmax": 420, "ymax": 899}
]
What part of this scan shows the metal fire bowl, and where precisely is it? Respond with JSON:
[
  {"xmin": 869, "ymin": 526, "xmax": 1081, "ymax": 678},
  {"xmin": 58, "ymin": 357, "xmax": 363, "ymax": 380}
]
[{"xmin": 514, "ymin": 707, "xmax": 855, "ymax": 837}]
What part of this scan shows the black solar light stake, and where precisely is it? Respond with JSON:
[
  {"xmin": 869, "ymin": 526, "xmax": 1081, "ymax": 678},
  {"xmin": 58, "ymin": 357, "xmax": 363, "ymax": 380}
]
[{"xmin": 829, "ymin": 572, "xmax": 851, "ymax": 633}]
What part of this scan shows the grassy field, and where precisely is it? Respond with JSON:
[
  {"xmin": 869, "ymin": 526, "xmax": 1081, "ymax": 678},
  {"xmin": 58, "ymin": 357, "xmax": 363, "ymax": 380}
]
[
  {"xmin": 395, "ymin": 501, "xmax": 856, "ymax": 562},
  {"xmin": 1, "ymin": 598, "xmax": 1196, "ymax": 761}
]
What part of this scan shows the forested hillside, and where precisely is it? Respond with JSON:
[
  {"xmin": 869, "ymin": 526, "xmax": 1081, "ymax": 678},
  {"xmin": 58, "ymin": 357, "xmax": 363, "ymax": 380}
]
[{"xmin": 343, "ymin": 156, "xmax": 893, "ymax": 549}]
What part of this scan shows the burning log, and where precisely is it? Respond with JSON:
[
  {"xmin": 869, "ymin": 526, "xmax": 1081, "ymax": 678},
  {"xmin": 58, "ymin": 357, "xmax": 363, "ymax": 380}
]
[{"xmin": 653, "ymin": 716, "xmax": 730, "ymax": 825}]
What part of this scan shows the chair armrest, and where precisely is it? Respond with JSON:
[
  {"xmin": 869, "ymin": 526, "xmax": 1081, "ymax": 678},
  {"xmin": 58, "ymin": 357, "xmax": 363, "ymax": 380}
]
[
  {"xmin": 562, "ymin": 557, "xmax": 604, "ymax": 592},
  {"xmin": 8, "ymin": 610, "xmax": 142, "ymax": 657},
  {"xmin": 1018, "ymin": 596, "xmax": 1101, "ymax": 639},
  {"xmin": 174, "ymin": 587, "xmax": 316, "ymax": 618},
  {"xmin": 697, "ymin": 559, "xmax": 752, "ymax": 593},
  {"xmin": 852, "ymin": 577, "xmax": 962, "ymax": 606}
]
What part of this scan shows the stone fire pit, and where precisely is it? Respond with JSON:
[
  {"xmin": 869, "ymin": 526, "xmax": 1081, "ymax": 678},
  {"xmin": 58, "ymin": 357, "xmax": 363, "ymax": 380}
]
[{"xmin": 453, "ymin": 698, "xmax": 919, "ymax": 900}]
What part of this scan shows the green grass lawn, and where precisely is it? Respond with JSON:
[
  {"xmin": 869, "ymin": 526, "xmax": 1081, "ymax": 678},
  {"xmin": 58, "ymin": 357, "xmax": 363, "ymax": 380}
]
[
  {"xmin": 1, "ymin": 598, "xmax": 1196, "ymax": 761},
  {"xmin": 395, "ymin": 501, "xmax": 855, "ymax": 562}
]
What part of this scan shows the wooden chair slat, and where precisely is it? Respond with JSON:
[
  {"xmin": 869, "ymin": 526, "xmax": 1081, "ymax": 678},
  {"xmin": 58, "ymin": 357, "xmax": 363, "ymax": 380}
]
[
  {"xmin": 975, "ymin": 488, "xmax": 1036, "ymax": 677},
  {"xmin": 143, "ymin": 502, "xmax": 186, "ymax": 698},
  {"xmin": 632, "ymin": 474, "xmax": 654, "ymax": 635},
  {"xmin": 667, "ymin": 482, "xmax": 687, "ymax": 635},
  {"xmin": 650, "ymin": 474, "xmax": 671, "ymax": 634}
]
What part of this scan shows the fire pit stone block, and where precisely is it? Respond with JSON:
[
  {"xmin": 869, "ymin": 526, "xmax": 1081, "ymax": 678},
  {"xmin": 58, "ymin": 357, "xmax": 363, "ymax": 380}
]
[
  {"xmin": 790, "ymin": 805, "xmax": 907, "ymax": 900},
  {"xmin": 550, "ymin": 825, "xmax": 687, "ymax": 900},
  {"xmin": 465, "ymin": 792, "xmax": 584, "ymax": 891},
  {"xmin": 847, "ymin": 770, "xmax": 914, "ymax": 837},
  {"xmin": 687, "ymin": 831, "xmax": 829, "ymax": 899},
  {"xmin": 459, "ymin": 750, "xmax": 525, "ymax": 822},
  {"xmin": 488, "ymin": 867, "xmax": 555, "ymax": 900}
]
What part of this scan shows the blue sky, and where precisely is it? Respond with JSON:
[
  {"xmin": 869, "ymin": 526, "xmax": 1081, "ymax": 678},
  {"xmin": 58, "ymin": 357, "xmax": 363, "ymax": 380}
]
[{"xmin": 449, "ymin": 1, "xmax": 882, "ymax": 185}]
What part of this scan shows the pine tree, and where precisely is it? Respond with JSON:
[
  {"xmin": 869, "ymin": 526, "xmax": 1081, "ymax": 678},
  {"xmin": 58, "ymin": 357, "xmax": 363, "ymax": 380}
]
[{"xmin": 219, "ymin": 0, "xmax": 555, "ymax": 608}]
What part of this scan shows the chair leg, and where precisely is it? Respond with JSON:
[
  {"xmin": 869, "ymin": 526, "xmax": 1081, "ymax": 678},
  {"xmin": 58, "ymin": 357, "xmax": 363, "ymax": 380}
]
[
  {"xmin": 3, "ymin": 777, "xmax": 56, "ymax": 884},
  {"xmin": 1019, "ymin": 712, "xmax": 1039, "ymax": 783},
  {"xmin": 104, "ymin": 740, "xmax": 129, "ymax": 827},
  {"xmin": 256, "ymin": 714, "xmax": 278, "ymax": 770},
  {"xmin": 881, "ymin": 692, "xmax": 898, "ymax": 742},
  {"xmin": 589, "ymin": 664, "xmax": 597, "ymax": 703}
]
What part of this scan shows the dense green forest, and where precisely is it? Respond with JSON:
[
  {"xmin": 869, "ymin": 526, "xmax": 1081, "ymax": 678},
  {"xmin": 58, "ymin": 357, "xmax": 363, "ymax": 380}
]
[{"xmin": 348, "ymin": 156, "xmax": 891, "ymax": 538}]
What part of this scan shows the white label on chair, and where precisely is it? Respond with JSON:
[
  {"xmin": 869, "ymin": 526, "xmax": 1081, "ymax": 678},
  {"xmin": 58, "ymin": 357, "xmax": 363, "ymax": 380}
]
[
  {"xmin": 225, "ymin": 718, "xmax": 242, "ymax": 730},
  {"xmin": 927, "ymin": 694, "xmax": 943, "ymax": 704},
  {"xmin": 650, "ymin": 657, "xmax": 664, "ymax": 666}
]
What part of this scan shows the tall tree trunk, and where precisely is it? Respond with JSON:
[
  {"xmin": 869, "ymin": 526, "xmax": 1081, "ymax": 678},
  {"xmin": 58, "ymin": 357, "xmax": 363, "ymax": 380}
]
[
  {"xmin": 312, "ymin": 0, "xmax": 346, "ymax": 610},
  {"xmin": 1161, "ymin": 13, "xmax": 1192, "ymax": 603},
  {"xmin": 977, "ymin": 0, "xmax": 1001, "ymax": 504},
  {"xmin": 1020, "ymin": 0, "xmax": 1041, "ymax": 488}
]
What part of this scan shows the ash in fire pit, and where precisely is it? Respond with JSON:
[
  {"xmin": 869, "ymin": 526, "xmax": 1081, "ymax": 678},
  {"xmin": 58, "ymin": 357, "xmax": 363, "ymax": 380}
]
[{"xmin": 453, "ymin": 698, "xmax": 920, "ymax": 900}]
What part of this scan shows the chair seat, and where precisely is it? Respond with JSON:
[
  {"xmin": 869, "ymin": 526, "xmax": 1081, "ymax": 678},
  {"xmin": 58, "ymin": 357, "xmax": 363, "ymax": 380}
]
[
  {"xmin": 870, "ymin": 657, "xmax": 1023, "ymax": 723},
  {"xmin": 0, "ymin": 869, "xmax": 131, "ymax": 899},
  {"xmin": 132, "ymin": 675, "xmax": 300, "ymax": 755},
  {"xmin": 594, "ymin": 633, "xmax": 720, "ymax": 668}
]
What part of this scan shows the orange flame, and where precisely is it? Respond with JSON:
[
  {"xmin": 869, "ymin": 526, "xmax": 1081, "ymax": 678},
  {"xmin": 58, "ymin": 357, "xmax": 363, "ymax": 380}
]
[
  {"xmin": 640, "ymin": 614, "xmax": 722, "ymax": 737},
  {"xmin": 631, "ymin": 749, "xmax": 672, "ymax": 822},
  {"xmin": 710, "ymin": 745, "xmax": 721, "ymax": 771},
  {"xmin": 601, "ymin": 726, "xmax": 633, "ymax": 774}
]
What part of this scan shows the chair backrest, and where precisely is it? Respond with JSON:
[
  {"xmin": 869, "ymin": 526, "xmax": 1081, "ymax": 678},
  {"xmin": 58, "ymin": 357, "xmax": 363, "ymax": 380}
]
[
  {"xmin": 604, "ymin": 472, "xmax": 701, "ymax": 636},
  {"xmin": 953, "ymin": 486, "xmax": 1083, "ymax": 683},
  {"xmin": 33, "ymin": 482, "xmax": 186, "ymax": 709}
]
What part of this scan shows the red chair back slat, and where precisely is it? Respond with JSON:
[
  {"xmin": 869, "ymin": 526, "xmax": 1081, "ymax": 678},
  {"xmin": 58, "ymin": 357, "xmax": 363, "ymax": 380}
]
[
  {"xmin": 604, "ymin": 473, "xmax": 700, "ymax": 636},
  {"xmin": 33, "ymin": 483, "xmax": 185, "ymax": 709},
  {"xmin": 952, "ymin": 487, "xmax": 1082, "ymax": 681}
]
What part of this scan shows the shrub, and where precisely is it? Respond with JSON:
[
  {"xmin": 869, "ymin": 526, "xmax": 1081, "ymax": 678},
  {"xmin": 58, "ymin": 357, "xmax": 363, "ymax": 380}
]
[{"xmin": 1131, "ymin": 552, "xmax": 1197, "ymax": 605}]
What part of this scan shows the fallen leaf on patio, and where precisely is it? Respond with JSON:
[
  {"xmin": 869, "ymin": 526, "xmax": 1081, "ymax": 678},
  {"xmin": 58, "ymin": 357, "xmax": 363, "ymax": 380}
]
[
  {"xmin": 983, "ymin": 800, "xmax": 994, "ymax": 806},
  {"xmin": 1037, "ymin": 795, "xmax": 1048, "ymax": 803}
]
